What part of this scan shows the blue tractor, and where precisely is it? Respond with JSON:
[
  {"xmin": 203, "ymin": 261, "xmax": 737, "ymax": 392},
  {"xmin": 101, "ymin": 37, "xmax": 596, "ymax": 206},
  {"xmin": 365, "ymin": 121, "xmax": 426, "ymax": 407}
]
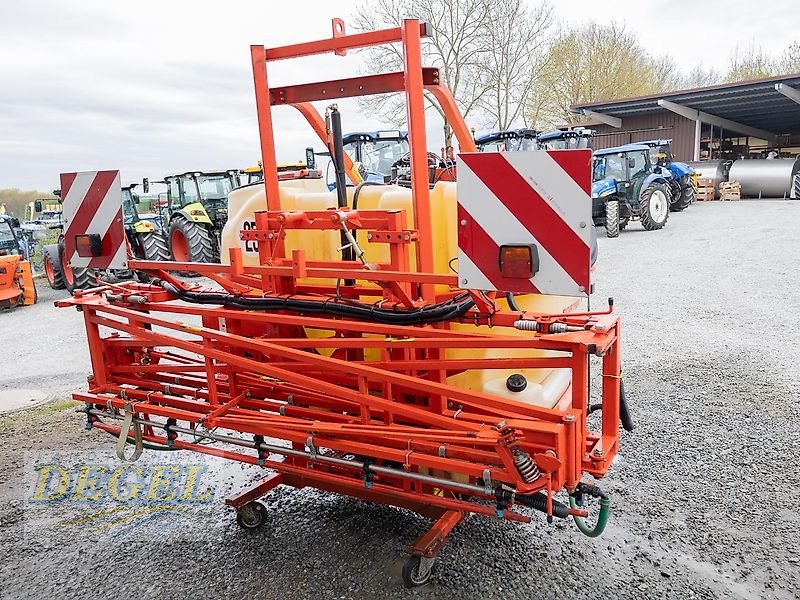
[
  {"xmin": 639, "ymin": 139, "xmax": 696, "ymax": 212},
  {"xmin": 592, "ymin": 144, "xmax": 672, "ymax": 237},
  {"xmin": 536, "ymin": 127, "xmax": 595, "ymax": 150},
  {"xmin": 342, "ymin": 130, "xmax": 409, "ymax": 182},
  {"xmin": 474, "ymin": 128, "xmax": 540, "ymax": 152}
]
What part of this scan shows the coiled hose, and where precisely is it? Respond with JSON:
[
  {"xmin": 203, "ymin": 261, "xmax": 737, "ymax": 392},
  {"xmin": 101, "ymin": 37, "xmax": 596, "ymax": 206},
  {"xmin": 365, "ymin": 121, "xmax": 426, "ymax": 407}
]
[{"xmin": 156, "ymin": 280, "xmax": 476, "ymax": 326}]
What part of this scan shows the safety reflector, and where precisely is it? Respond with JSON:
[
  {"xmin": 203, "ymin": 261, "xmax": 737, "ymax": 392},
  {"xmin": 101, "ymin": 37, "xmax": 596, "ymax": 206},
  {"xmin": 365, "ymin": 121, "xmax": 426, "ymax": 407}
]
[
  {"xmin": 75, "ymin": 234, "xmax": 103, "ymax": 257},
  {"xmin": 499, "ymin": 245, "xmax": 539, "ymax": 279}
]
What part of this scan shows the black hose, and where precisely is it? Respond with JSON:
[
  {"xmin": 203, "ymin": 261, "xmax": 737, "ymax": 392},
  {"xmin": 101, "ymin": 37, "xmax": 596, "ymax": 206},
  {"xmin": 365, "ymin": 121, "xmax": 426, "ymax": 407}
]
[
  {"xmin": 619, "ymin": 379, "xmax": 634, "ymax": 432},
  {"xmin": 505, "ymin": 292, "xmax": 520, "ymax": 312},
  {"xmin": 515, "ymin": 492, "xmax": 570, "ymax": 519},
  {"xmin": 352, "ymin": 180, "xmax": 382, "ymax": 210},
  {"xmin": 157, "ymin": 280, "xmax": 475, "ymax": 326}
]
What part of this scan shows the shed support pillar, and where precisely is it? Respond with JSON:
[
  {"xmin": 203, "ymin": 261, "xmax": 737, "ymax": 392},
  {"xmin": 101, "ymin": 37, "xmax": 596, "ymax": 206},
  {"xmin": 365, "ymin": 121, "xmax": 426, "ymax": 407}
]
[{"xmin": 693, "ymin": 119, "xmax": 701, "ymax": 161}]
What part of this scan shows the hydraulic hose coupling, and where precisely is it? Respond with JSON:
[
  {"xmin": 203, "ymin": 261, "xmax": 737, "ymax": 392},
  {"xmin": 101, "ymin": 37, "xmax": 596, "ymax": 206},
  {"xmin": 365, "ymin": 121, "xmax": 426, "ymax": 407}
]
[
  {"xmin": 513, "ymin": 320, "xmax": 584, "ymax": 334},
  {"xmin": 569, "ymin": 483, "xmax": 611, "ymax": 538}
]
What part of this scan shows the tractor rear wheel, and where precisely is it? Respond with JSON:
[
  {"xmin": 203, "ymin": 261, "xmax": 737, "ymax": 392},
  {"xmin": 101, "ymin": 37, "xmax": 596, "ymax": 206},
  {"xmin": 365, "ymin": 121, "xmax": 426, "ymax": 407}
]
[
  {"xmin": 58, "ymin": 241, "xmax": 98, "ymax": 295},
  {"xmin": 639, "ymin": 183, "xmax": 670, "ymax": 231},
  {"xmin": 604, "ymin": 200, "xmax": 620, "ymax": 238},
  {"xmin": 43, "ymin": 244, "xmax": 65, "ymax": 289},
  {"xmin": 140, "ymin": 232, "xmax": 171, "ymax": 262},
  {"xmin": 169, "ymin": 216, "xmax": 214, "ymax": 263},
  {"xmin": 672, "ymin": 183, "xmax": 695, "ymax": 212}
]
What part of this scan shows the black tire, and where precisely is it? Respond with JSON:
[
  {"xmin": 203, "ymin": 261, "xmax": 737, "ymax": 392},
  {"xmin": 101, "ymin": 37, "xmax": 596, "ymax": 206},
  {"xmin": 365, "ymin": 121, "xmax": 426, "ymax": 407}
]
[
  {"xmin": 638, "ymin": 182, "xmax": 670, "ymax": 231},
  {"xmin": 604, "ymin": 200, "xmax": 620, "ymax": 238},
  {"xmin": 402, "ymin": 555, "xmax": 434, "ymax": 588},
  {"xmin": 43, "ymin": 244, "xmax": 65, "ymax": 289},
  {"xmin": 58, "ymin": 240, "xmax": 98, "ymax": 295},
  {"xmin": 672, "ymin": 183, "xmax": 694, "ymax": 212},
  {"xmin": 140, "ymin": 232, "xmax": 171, "ymax": 262},
  {"xmin": 235, "ymin": 501, "xmax": 266, "ymax": 530},
  {"xmin": 169, "ymin": 216, "xmax": 214, "ymax": 263},
  {"xmin": 136, "ymin": 232, "xmax": 171, "ymax": 282},
  {"xmin": 619, "ymin": 216, "xmax": 629, "ymax": 231}
]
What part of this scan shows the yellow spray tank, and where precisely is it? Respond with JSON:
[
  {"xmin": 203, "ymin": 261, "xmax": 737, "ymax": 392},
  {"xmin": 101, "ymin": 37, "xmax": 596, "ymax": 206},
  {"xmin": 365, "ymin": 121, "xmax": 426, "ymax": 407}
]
[{"xmin": 222, "ymin": 178, "xmax": 578, "ymax": 411}]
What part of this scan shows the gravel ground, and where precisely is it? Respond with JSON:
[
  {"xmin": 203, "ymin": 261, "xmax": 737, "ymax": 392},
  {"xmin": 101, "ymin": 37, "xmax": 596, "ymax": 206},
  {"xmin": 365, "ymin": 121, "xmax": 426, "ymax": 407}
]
[{"xmin": 1, "ymin": 199, "xmax": 799, "ymax": 599}]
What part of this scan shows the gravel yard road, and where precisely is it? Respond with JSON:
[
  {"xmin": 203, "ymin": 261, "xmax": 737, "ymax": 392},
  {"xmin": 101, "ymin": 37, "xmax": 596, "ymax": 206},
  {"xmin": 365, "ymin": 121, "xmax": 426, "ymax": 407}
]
[{"xmin": 1, "ymin": 199, "xmax": 798, "ymax": 599}]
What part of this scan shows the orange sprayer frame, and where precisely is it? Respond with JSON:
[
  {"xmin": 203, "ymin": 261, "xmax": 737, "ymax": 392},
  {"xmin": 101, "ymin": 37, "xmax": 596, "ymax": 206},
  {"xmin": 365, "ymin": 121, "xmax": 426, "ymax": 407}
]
[{"xmin": 61, "ymin": 18, "xmax": 624, "ymax": 584}]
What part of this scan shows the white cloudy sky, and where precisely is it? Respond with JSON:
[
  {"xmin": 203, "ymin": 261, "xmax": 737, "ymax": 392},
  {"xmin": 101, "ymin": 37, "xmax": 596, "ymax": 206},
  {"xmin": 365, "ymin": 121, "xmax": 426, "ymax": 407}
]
[{"xmin": 0, "ymin": 0, "xmax": 797, "ymax": 190}]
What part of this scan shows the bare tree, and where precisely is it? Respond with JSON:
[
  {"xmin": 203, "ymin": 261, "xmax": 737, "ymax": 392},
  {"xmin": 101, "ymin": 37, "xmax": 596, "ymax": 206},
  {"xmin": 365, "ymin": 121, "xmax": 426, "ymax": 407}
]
[
  {"xmin": 476, "ymin": 0, "xmax": 553, "ymax": 130},
  {"xmin": 678, "ymin": 65, "xmax": 722, "ymax": 89},
  {"xmin": 725, "ymin": 43, "xmax": 777, "ymax": 82},
  {"xmin": 528, "ymin": 23, "xmax": 661, "ymax": 127},
  {"xmin": 352, "ymin": 0, "xmax": 492, "ymax": 150},
  {"xmin": 779, "ymin": 41, "xmax": 800, "ymax": 74}
]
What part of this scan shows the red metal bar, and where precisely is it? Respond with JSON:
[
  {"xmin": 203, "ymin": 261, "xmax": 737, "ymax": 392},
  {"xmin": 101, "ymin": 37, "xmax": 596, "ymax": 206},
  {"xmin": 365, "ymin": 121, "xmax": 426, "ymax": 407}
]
[
  {"xmin": 270, "ymin": 69, "xmax": 440, "ymax": 105},
  {"xmin": 250, "ymin": 45, "xmax": 281, "ymax": 214},
  {"xmin": 402, "ymin": 19, "xmax": 436, "ymax": 303},
  {"xmin": 264, "ymin": 22, "xmax": 429, "ymax": 62},
  {"xmin": 224, "ymin": 472, "xmax": 284, "ymax": 508}
]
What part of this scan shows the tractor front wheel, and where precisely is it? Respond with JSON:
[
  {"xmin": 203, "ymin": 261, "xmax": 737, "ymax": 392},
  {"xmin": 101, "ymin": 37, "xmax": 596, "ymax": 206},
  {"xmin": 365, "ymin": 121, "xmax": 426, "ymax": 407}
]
[
  {"xmin": 604, "ymin": 200, "xmax": 620, "ymax": 238},
  {"xmin": 58, "ymin": 241, "xmax": 98, "ymax": 295},
  {"xmin": 169, "ymin": 217, "xmax": 214, "ymax": 263},
  {"xmin": 43, "ymin": 244, "xmax": 65, "ymax": 290},
  {"xmin": 639, "ymin": 183, "xmax": 670, "ymax": 231}
]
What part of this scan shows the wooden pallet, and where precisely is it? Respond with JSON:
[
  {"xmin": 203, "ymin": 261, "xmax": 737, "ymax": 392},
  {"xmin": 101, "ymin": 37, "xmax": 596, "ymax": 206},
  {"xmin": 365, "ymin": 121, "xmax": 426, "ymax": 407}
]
[
  {"xmin": 719, "ymin": 180, "xmax": 741, "ymax": 201},
  {"xmin": 696, "ymin": 178, "xmax": 716, "ymax": 201}
]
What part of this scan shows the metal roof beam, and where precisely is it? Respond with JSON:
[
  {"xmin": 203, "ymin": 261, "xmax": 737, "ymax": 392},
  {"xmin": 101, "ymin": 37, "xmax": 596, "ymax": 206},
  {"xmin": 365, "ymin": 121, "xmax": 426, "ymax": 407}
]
[
  {"xmin": 657, "ymin": 99, "xmax": 776, "ymax": 142},
  {"xmin": 775, "ymin": 83, "xmax": 800, "ymax": 106},
  {"xmin": 577, "ymin": 109, "xmax": 621, "ymax": 128}
]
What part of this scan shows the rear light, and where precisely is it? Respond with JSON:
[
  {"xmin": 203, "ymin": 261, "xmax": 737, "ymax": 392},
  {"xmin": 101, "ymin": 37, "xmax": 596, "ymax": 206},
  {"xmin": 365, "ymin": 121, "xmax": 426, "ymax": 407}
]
[
  {"xmin": 190, "ymin": 210, "xmax": 205, "ymax": 216},
  {"xmin": 75, "ymin": 234, "xmax": 103, "ymax": 257},
  {"xmin": 499, "ymin": 244, "xmax": 539, "ymax": 278}
]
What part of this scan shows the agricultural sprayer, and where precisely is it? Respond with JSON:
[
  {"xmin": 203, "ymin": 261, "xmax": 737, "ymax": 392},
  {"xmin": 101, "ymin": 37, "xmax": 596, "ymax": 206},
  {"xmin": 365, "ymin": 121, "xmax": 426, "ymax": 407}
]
[{"xmin": 60, "ymin": 19, "xmax": 631, "ymax": 587}]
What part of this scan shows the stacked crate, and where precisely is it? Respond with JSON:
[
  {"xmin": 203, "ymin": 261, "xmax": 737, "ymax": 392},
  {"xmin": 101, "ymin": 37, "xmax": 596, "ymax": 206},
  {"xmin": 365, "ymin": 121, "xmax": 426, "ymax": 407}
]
[
  {"xmin": 696, "ymin": 178, "xmax": 716, "ymax": 201},
  {"xmin": 719, "ymin": 180, "xmax": 741, "ymax": 201}
]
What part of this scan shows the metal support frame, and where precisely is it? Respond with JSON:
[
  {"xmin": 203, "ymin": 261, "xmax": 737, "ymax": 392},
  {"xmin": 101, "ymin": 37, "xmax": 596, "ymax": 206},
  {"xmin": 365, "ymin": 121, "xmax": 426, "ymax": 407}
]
[
  {"xmin": 658, "ymin": 98, "xmax": 776, "ymax": 143},
  {"xmin": 693, "ymin": 118, "xmax": 701, "ymax": 161},
  {"xmin": 578, "ymin": 109, "xmax": 622, "ymax": 128},
  {"xmin": 775, "ymin": 82, "xmax": 800, "ymax": 106},
  {"xmin": 61, "ymin": 18, "xmax": 623, "ymax": 577}
]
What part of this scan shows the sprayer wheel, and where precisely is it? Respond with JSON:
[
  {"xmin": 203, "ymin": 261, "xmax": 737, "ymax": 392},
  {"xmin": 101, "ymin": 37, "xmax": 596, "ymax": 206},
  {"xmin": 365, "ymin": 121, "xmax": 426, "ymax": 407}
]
[
  {"xmin": 402, "ymin": 555, "xmax": 434, "ymax": 588},
  {"xmin": 235, "ymin": 501, "xmax": 267, "ymax": 530}
]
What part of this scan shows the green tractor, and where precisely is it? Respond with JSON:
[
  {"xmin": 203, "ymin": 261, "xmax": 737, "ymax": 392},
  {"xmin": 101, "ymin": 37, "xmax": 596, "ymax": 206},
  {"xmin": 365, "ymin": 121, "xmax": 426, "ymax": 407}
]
[
  {"xmin": 152, "ymin": 170, "xmax": 240, "ymax": 263},
  {"xmin": 44, "ymin": 183, "xmax": 170, "ymax": 292}
]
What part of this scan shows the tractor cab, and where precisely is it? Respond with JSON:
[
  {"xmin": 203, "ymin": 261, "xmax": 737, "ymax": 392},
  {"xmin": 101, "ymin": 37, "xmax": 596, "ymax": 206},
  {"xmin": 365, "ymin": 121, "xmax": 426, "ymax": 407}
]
[
  {"xmin": 342, "ymin": 131, "xmax": 409, "ymax": 182},
  {"xmin": 161, "ymin": 170, "xmax": 239, "ymax": 263},
  {"xmin": 475, "ymin": 128, "xmax": 540, "ymax": 152},
  {"xmin": 592, "ymin": 144, "xmax": 672, "ymax": 237},
  {"xmin": 165, "ymin": 170, "xmax": 239, "ymax": 229},
  {"xmin": 0, "ymin": 215, "xmax": 22, "ymax": 256},
  {"xmin": 122, "ymin": 184, "xmax": 164, "ymax": 234},
  {"xmin": 537, "ymin": 128, "xmax": 595, "ymax": 150}
]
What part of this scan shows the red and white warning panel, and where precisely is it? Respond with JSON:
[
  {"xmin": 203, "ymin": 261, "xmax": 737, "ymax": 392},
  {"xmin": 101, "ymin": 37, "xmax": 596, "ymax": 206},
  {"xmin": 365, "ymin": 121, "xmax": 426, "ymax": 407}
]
[
  {"xmin": 457, "ymin": 150, "xmax": 592, "ymax": 297},
  {"xmin": 60, "ymin": 170, "xmax": 127, "ymax": 271}
]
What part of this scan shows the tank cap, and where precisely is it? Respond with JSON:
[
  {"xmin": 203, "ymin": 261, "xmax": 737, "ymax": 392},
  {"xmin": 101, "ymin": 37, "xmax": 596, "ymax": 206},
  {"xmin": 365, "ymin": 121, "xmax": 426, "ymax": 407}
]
[{"xmin": 506, "ymin": 374, "xmax": 527, "ymax": 393}]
